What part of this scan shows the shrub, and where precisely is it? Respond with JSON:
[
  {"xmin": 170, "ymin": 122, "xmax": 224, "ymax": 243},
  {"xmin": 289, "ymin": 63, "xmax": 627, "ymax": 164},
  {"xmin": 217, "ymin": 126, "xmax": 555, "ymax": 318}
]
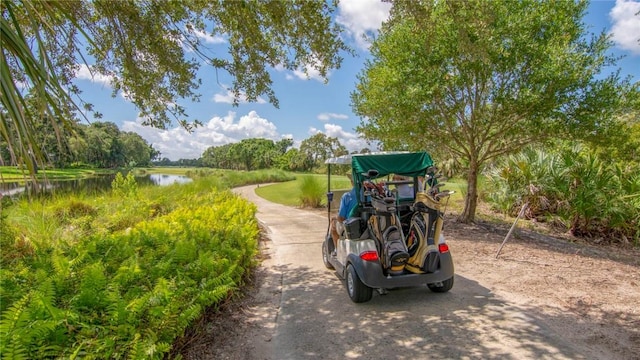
[
  {"xmin": 111, "ymin": 172, "xmax": 138, "ymax": 198},
  {"xmin": 54, "ymin": 200, "xmax": 97, "ymax": 220},
  {"xmin": 0, "ymin": 178, "xmax": 260, "ymax": 359},
  {"xmin": 488, "ymin": 146, "xmax": 640, "ymax": 244},
  {"xmin": 486, "ymin": 148, "xmax": 562, "ymax": 219},
  {"xmin": 299, "ymin": 176, "xmax": 324, "ymax": 208}
]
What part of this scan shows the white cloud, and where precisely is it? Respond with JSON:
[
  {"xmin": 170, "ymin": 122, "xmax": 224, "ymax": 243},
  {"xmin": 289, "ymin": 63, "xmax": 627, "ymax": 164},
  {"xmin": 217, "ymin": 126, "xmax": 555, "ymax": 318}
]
[
  {"xmin": 75, "ymin": 64, "xmax": 136, "ymax": 101},
  {"xmin": 205, "ymin": 110, "xmax": 278, "ymax": 138},
  {"xmin": 121, "ymin": 111, "xmax": 280, "ymax": 160},
  {"xmin": 291, "ymin": 62, "xmax": 326, "ymax": 82},
  {"xmin": 273, "ymin": 64, "xmax": 295, "ymax": 80},
  {"xmin": 121, "ymin": 121, "xmax": 211, "ymax": 160},
  {"xmin": 317, "ymin": 112, "xmax": 349, "ymax": 122},
  {"xmin": 120, "ymin": 114, "xmax": 375, "ymax": 160},
  {"xmin": 337, "ymin": 0, "xmax": 392, "ymax": 50},
  {"xmin": 610, "ymin": 0, "xmax": 640, "ymax": 55},
  {"xmin": 213, "ymin": 87, "xmax": 267, "ymax": 104},
  {"xmin": 193, "ymin": 29, "xmax": 226, "ymax": 44},
  {"xmin": 309, "ymin": 123, "xmax": 371, "ymax": 153},
  {"xmin": 274, "ymin": 59, "xmax": 327, "ymax": 82},
  {"xmin": 75, "ymin": 64, "xmax": 113, "ymax": 87}
]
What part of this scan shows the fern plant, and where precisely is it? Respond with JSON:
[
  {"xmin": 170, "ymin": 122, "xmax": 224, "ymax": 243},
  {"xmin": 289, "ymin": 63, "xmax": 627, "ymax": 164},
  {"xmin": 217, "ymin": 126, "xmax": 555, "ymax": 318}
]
[
  {"xmin": 1, "ymin": 176, "xmax": 261, "ymax": 358},
  {"xmin": 0, "ymin": 280, "xmax": 65, "ymax": 359}
]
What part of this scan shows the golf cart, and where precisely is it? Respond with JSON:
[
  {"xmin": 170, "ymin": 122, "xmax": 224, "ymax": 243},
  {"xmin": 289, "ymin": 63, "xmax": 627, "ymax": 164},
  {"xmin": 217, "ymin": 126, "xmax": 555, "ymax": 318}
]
[{"xmin": 321, "ymin": 151, "xmax": 455, "ymax": 303}]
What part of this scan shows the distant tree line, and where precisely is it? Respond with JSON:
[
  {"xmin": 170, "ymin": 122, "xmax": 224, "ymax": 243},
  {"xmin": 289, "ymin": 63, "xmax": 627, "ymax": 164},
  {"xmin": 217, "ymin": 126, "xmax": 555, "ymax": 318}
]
[
  {"xmin": 153, "ymin": 158, "xmax": 203, "ymax": 167},
  {"xmin": 1, "ymin": 114, "xmax": 368, "ymax": 171},
  {"xmin": 201, "ymin": 133, "xmax": 356, "ymax": 172},
  {"xmin": 0, "ymin": 119, "xmax": 158, "ymax": 169}
]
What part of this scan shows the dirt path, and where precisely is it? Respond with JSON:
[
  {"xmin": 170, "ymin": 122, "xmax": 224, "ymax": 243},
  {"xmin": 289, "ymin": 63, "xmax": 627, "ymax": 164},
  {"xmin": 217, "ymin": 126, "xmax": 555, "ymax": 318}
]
[{"xmin": 178, "ymin": 185, "xmax": 640, "ymax": 359}]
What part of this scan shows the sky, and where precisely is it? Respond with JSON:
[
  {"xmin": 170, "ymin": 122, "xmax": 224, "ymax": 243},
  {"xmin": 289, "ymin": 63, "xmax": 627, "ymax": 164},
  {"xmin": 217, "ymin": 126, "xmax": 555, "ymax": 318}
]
[{"xmin": 73, "ymin": 0, "xmax": 640, "ymax": 161}]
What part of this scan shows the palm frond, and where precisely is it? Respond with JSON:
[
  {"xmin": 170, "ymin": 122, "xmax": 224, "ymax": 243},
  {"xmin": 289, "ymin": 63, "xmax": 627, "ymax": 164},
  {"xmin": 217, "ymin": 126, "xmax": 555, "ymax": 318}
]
[{"xmin": 1, "ymin": 0, "xmax": 87, "ymax": 181}]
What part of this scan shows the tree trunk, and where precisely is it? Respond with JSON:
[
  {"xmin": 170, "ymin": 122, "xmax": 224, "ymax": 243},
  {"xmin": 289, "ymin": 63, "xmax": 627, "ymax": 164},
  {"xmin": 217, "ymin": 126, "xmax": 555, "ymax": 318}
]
[{"xmin": 460, "ymin": 160, "xmax": 479, "ymax": 223}]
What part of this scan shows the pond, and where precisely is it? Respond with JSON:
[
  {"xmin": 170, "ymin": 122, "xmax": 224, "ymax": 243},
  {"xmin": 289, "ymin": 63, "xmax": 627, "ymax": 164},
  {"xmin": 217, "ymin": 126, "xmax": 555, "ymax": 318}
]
[{"xmin": 0, "ymin": 173, "xmax": 192, "ymax": 197}]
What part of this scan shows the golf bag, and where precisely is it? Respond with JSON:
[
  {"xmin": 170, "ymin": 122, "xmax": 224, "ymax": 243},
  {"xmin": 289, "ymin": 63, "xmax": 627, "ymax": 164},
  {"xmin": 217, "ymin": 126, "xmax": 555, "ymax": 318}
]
[
  {"xmin": 405, "ymin": 193, "xmax": 442, "ymax": 274},
  {"xmin": 368, "ymin": 212, "xmax": 409, "ymax": 275}
]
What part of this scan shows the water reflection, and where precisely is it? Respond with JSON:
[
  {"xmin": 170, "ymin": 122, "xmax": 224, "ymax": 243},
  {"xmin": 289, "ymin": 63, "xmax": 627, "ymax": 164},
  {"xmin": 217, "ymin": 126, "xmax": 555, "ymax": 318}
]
[
  {"xmin": 147, "ymin": 174, "xmax": 193, "ymax": 186},
  {"xmin": 0, "ymin": 173, "xmax": 192, "ymax": 197}
]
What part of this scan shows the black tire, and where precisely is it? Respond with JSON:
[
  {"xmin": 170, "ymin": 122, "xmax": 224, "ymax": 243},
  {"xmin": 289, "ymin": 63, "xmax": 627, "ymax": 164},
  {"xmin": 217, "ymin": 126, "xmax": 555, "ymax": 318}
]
[
  {"xmin": 322, "ymin": 240, "xmax": 334, "ymax": 270},
  {"xmin": 427, "ymin": 276, "xmax": 454, "ymax": 293},
  {"xmin": 346, "ymin": 264, "xmax": 373, "ymax": 303}
]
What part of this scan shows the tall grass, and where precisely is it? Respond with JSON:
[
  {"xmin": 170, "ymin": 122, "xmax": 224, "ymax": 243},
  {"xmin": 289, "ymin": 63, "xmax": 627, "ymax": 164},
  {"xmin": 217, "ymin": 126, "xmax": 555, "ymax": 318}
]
[{"xmin": 299, "ymin": 176, "xmax": 324, "ymax": 208}]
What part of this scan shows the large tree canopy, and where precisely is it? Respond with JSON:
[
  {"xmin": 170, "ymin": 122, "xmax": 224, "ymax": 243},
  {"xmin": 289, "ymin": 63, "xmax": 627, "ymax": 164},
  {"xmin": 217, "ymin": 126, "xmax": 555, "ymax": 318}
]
[
  {"xmin": 202, "ymin": 138, "xmax": 288, "ymax": 171},
  {"xmin": 299, "ymin": 132, "xmax": 347, "ymax": 169},
  {"xmin": 352, "ymin": 0, "xmax": 638, "ymax": 222},
  {"xmin": 1, "ymin": 0, "xmax": 348, "ymax": 175}
]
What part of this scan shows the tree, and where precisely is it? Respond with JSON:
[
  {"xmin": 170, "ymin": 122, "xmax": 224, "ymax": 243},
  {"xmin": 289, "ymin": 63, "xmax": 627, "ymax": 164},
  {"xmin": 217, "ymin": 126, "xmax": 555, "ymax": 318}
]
[
  {"xmin": 275, "ymin": 138, "xmax": 294, "ymax": 154},
  {"xmin": 81, "ymin": 122, "xmax": 124, "ymax": 168},
  {"xmin": 352, "ymin": 0, "xmax": 637, "ymax": 222},
  {"xmin": 28, "ymin": 113, "xmax": 75, "ymax": 168},
  {"xmin": 0, "ymin": 94, "xmax": 76, "ymax": 168},
  {"xmin": 276, "ymin": 148, "xmax": 307, "ymax": 172},
  {"xmin": 230, "ymin": 138, "xmax": 278, "ymax": 171},
  {"xmin": 299, "ymin": 133, "xmax": 347, "ymax": 171},
  {"xmin": 120, "ymin": 131, "xmax": 154, "ymax": 167},
  {"xmin": 202, "ymin": 143, "xmax": 230, "ymax": 169},
  {"xmin": 2, "ymin": 0, "xmax": 349, "ymax": 175},
  {"xmin": 66, "ymin": 121, "xmax": 137, "ymax": 168},
  {"xmin": 202, "ymin": 137, "xmax": 294, "ymax": 170}
]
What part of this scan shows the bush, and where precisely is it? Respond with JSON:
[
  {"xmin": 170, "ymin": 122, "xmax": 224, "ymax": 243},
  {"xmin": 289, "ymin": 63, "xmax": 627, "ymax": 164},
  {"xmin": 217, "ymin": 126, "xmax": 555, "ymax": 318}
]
[
  {"xmin": 0, "ymin": 178, "xmax": 259, "ymax": 359},
  {"xmin": 111, "ymin": 172, "xmax": 138, "ymax": 198},
  {"xmin": 488, "ymin": 146, "xmax": 640, "ymax": 245},
  {"xmin": 299, "ymin": 176, "xmax": 324, "ymax": 208}
]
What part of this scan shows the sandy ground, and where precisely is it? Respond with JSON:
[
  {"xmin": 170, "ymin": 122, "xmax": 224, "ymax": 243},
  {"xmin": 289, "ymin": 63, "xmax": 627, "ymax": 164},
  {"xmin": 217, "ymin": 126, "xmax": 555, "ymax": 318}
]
[{"xmin": 175, "ymin": 200, "xmax": 640, "ymax": 360}]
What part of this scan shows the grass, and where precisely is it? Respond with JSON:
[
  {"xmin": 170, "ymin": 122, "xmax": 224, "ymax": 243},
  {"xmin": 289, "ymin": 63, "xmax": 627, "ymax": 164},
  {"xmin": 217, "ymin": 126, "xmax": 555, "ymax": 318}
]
[
  {"xmin": 438, "ymin": 178, "xmax": 467, "ymax": 213},
  {"xmin": 0, "ymin": 167, "xmax": 109, "ymax": 182},
  {"xmin": 137, "ymin": 167, "xmax": 198, "ymax": 175},
  {"xmin": 256, "ymin": 174, "xmax": 471, "ymax": 210},
  {"xmin": 0, "ymin": 166, "xmax": 197, "ymax": 183},
  {"xmin": 255, "ymin": 173, "xmax": 351, "ymax": 207},
  {"xmin": 251, "ymin": 172, "xmax": 524, "ymax": 234}
]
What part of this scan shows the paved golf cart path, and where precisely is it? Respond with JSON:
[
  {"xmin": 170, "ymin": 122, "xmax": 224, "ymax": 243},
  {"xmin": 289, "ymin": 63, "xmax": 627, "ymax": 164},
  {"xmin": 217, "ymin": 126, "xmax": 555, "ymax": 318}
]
[{"xmin": 224, "ymin": 185, "xmax": 639, "ymax": 360}]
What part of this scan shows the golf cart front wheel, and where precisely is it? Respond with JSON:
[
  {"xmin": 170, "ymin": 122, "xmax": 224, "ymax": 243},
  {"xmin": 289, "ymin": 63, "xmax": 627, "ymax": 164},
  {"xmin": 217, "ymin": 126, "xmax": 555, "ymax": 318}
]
[
  {"xmin": 346, "ymin": 264, "xmax": 373, "ymax": 303},
  {"xmin": 322, "ymin": 240, "xmax": 334, "ymax": 270}
]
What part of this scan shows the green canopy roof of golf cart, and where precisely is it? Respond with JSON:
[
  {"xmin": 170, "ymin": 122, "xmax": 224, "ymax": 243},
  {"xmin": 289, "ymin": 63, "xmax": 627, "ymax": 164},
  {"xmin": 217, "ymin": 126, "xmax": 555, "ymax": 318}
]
[
  {"xmin": 325, "ymin": 151, "xmax": 434, "ymax": 183},
  {"xmin": 349, "ymin": 151, "xmax": 434, "ymax": 181}
]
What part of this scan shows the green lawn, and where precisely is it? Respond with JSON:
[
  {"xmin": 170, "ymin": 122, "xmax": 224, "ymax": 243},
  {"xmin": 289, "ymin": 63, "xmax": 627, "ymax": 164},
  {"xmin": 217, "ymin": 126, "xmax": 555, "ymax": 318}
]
[
  {"xmin": 0, "ymin": 166, "xmax": 111, "ymax": 182},
  {"xmin": 254, "ymin": 173, "xmax": 468, "ymax": 210},
  {"xmin": 255, "ymin": 173, "xmax": 351, "ymax": 207},
  {"xmin": 437, "ymin": 177, "xmax": 466, "ymax": 212}
]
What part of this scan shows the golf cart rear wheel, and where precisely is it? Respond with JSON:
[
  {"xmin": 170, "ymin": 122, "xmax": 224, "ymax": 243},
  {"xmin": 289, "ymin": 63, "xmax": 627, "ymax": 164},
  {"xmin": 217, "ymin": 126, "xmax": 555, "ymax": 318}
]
[
  {"xmin": 427, "ymin": 276, "xmax": 454, "ymax": 293},
  {"xmin": 346, "ymin": 264, "xmax": 373, "ymax": 303},
  {"xmin": 322, "ymin": 240, "xmax": 334, "ymax": 270}
]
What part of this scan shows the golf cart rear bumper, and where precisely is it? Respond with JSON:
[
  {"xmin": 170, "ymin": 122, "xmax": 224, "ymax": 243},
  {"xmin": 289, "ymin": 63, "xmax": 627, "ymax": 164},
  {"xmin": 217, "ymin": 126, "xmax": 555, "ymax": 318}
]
[{"xmin": 351, "ymin": 252, "xmax": 455, "ymax": 288}]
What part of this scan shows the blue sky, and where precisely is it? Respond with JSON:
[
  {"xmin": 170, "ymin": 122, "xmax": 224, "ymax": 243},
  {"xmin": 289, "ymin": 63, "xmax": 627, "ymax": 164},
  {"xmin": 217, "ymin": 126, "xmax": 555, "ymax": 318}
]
[{"xmin": 73, "ymin": 0, "xmax": 640, "ymax": 161}]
